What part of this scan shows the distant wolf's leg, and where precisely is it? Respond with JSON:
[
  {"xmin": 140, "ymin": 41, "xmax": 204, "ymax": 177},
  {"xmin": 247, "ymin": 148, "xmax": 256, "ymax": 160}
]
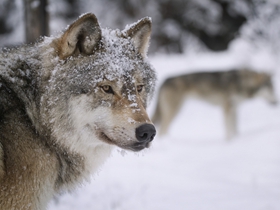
[
  {"xmin": 158, "ymin": 89, "xmax": 185, "ymax": 136},
  {"xmin": 223, "ymin": 101, "xmax": 237, "ymax": 140}
]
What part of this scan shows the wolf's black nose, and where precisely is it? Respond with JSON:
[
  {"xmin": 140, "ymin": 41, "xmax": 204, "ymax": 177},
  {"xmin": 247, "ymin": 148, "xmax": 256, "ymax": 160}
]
[{"xmin": 136, "ymin": 124, "xmax": 156, "ymax": 142}]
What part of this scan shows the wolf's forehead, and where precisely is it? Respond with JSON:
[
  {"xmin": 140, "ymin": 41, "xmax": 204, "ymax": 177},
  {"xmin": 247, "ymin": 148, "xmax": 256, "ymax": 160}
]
[
  {"xmin": 86, "ymin": 29, "xmax": 145, "ymax": 81},
  {"xmin": 102, "ymin": 29, "xmax": 136, "ymax": 56},
  {"xmin": 100, "ymin": 69, "xmax": 144, "ymax": 85}
]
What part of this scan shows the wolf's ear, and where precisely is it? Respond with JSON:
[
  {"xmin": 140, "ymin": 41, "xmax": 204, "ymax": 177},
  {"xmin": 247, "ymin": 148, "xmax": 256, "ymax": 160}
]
[
  {"xmin": 56, "ymin": 13, "xmax": 102, "ymax": 59},
  {"xmin": 124, "ymin": 17, "xmax": 152, "ymax": 58}
]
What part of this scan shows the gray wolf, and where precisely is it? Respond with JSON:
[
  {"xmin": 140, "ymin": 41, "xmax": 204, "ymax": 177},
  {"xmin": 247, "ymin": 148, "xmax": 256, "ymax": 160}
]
[
  {"xmin": 152, "ymin": 69, "xmax": 277, "ymax": 140},
  {"xmin": 0, "ymin": 13, "xmax": 156, "ymax": 209}
]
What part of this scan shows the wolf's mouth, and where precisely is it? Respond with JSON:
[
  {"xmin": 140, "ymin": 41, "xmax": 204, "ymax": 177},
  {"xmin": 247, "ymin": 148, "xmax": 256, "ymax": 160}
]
[
  {"xmin": 98, "ymin": 131, "xmax": 149, "ymax": 152},
  {"xmin": 99, "ymin": 132, "xmax": 115, "ymax": 145}
]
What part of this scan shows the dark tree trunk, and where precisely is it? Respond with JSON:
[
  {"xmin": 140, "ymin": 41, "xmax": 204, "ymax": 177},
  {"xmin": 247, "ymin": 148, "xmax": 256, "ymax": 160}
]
[
  {"xmin": 0, "ymin": 0, "xmax": 15, "ymax": 35},
  {"xmin": 24, "ymin": 0, "xmax": 49, "ymax": 44}
]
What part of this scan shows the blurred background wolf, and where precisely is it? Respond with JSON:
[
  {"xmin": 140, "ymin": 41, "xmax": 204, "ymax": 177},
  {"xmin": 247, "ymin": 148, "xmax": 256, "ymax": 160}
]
[{"xmin": 152, "ymin": 69, "xmax": 277, "ymax": 139}]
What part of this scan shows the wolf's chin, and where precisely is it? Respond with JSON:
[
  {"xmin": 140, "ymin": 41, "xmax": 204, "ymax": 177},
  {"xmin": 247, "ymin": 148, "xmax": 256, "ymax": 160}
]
[
  {"xmin": 128, "ymin": 142, "xmax": 151, "ymax": 152},
  {"xmin": 118, "ymin": 140, "xmax": 151, "ymax": 152}
]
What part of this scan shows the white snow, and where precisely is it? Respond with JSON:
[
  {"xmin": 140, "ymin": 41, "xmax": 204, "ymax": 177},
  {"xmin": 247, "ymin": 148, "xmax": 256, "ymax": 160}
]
[{"xmin": 48, "ymin": 42, "xmax": 280, "ymax": 210}]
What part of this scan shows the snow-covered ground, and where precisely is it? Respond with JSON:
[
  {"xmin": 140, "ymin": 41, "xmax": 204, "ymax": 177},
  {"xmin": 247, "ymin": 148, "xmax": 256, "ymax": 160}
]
[{"xmin": 49, "ymin": 43, "xmax": 280, "ymax": 210}]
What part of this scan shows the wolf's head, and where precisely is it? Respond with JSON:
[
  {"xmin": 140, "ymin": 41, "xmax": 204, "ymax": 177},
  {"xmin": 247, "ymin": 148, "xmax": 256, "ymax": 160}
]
[
  {"xmin": 255, "ymin": 72, "xmax": 278, "ymax": 105},
  {"xmin": 40, "ymin": 13, "xmax": 156, "ymax": 153},
  {"xmin": 241, "ymin": 70, "xmax": 277, "ymax": 105}
]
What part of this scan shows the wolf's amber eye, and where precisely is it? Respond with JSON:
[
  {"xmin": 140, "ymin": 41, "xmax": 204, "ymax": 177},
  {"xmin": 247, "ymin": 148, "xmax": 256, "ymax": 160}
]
[
  {"xmin": 137, "ymin": 85, "xmax": 144, "ymax": 93},
  {"xmin": 101, "ymin": 85, "xmax": 114, "ymax": 94}
]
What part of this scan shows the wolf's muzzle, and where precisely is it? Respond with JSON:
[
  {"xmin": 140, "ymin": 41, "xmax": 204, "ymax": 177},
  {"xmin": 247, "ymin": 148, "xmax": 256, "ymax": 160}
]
[{"xmin": 135, "ymin": 124, "xmax": 156, "ymax": 143}]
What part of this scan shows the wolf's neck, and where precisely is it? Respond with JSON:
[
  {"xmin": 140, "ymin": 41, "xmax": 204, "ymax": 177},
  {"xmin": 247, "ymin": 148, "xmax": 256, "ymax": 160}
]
[{"xmin": 0, "ymin": 47, "xmax": 40, "ymax": 119}]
